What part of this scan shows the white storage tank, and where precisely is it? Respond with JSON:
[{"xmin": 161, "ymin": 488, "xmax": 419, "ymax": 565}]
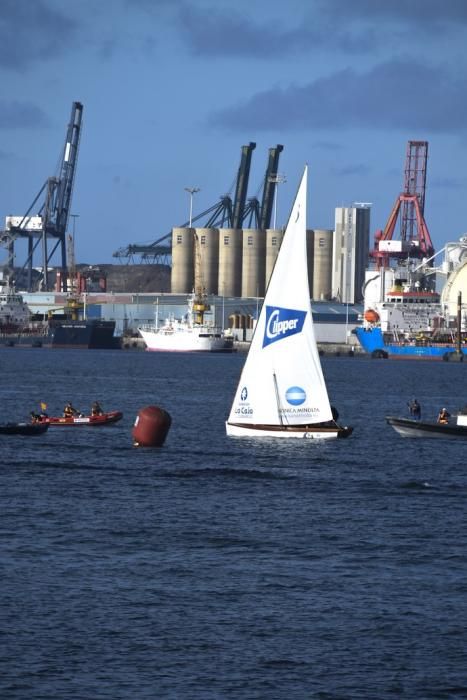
[
  {"xmin": 171, "ymin": 227, "xmax": 194, "ymax": 293},
  {"xmin": 312, "ymin": 228, "xmax": 333, "ymax": 300},
  {"xmin": 195, "ymin": 228, "xmax": 219, "ymax": 294},
  {"xmin": 265, "ymin": 228, "xmax": 284, "ymax": 290},
  {"xmin": 241, "ymin": 228, "xmax": 266, "ymax": 297},
  {"xmin": 218, "ymin": 228, "xmax": 242, "ymax": 297}
]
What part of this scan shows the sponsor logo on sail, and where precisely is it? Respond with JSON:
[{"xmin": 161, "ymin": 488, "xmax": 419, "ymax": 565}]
[
  {"xmin": 285, "ymin": 386, "xmax": 306, "ymax": 406},
  {"xmin": 263, "ymin": 306, "xmax": 306, "ymax": 348},
  {"xmin": 234, "ymin": 385, "xmax": 253, "ymax": 416}
]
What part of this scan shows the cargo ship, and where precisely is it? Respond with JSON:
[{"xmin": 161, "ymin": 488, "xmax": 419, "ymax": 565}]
[
  {"xmin": 353, "ymin": 269, "xmax": 467, "ymax": 360},
  {"xmin": 48, "ymin": 319, "xmax": 119, "ymax": 349},
  {"xmin": 354, "ymin": 326, "xmax": 466, "ymax": 360},
  {"xmin": 0, "ymin": 281, "xmax": 119, "ymax": 349}
]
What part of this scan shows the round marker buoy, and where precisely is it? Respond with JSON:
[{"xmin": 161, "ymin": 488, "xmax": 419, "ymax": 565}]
[{"xmin": 132, "ymin": 405, "xmax": 172, "ymax": 447}]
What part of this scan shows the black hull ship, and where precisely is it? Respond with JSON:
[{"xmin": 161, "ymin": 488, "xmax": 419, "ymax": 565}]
[{"xmin": 48, "ymin": 320, "xmax": 119, "ymax": 349}]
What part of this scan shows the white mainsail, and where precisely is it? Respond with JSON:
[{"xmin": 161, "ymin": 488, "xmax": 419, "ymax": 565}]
[{"xmin": 226, "ymin": 166, "xmax": 334, "ymax": 434}]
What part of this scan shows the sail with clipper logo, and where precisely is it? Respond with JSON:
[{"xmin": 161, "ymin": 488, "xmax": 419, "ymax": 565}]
[{"xmin": 225, "ymin": 165, "xmax": 353, "ymax": 439}]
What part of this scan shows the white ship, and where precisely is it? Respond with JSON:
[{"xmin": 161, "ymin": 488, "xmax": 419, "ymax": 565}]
[
  {"xmin": 138, "ymin": 293, "xmax": 234, "ymax": 353},
  {"xmin": 0, "ymin": 279, "xmax": 32, "ymax": 332}
]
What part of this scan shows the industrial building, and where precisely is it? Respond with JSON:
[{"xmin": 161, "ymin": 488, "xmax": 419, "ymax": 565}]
[
  {"xmin": 170, "ymin": 215, "xmax": 369, "ymax": 304},
  {"xmin": 332, "ymin": 205, "xmax": 371, "ymax": 303}
]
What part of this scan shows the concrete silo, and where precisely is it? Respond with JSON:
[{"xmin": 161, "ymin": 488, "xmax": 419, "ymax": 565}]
[
  {"xmin": 265, "ymin": 228, "xmax": 284, "ymax": 290},
  {"xmin": 171, "ymin": 227, "xmax": 194, "ymax": 293},
  {"xmin": 218, "ymin": 228, "xmax": 243, "ymax": 297},
  {"xmin": 195, "ymin": 228, "xmax": 219, "ymax": 295},
  {"xmin": 241, "ymin": 229, "xmax": 266, "ymax": 297},
  {"xmin": 312, "ymin": 228, "xmax": 333, "ymax": 300}
]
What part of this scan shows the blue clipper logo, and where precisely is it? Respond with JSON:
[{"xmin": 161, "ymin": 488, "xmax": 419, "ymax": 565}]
[
  {"xmin": 263, "ymin": 306, "xmax": 306, "ymax": 348},
  {"xmin": 286, "ymin": 386, "xmax": 306, "ymax": 406}
]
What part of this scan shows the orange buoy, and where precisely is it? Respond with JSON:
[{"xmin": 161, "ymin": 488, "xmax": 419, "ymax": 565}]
[
  {"xmin": 364, "ymin": 309, "xmax": 380, "ymax": 323},
  {"xmin": 132, "ymin": 405, "xmax": 172, "ymax": 447}
]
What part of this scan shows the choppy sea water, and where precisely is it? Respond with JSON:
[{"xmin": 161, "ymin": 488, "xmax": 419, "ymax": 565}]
[{"xmin": 1, "ymin": 347, "xmax": 467, "ymax": 700}]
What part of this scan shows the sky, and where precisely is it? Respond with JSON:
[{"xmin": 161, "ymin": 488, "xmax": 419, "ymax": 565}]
[{"xmin": 1, "ymin": 0, "xmax": 467, "ymax": 267}]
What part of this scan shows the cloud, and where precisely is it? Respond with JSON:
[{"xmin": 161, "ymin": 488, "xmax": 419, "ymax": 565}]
[
  {"xmin": 318, "ymin": 0, "xmax": 467, "ymax": 30},
  {"xmin": 0, "ymin": 101, "xmax": 51, "ymax": 129},
  {"xmin": 172, "ymin": 0, "xmax": 467, "ymax": 60},
  {"xmin": 209, "ymin": 60, "xmax": 467, "ymax": 134},
  {"xmin": 174, "ymin": 2, "xmax": 377, "ymax": 58},
  {"xmin": 0, "ymin": 0, "xmax": 79, "ymax": 70}
]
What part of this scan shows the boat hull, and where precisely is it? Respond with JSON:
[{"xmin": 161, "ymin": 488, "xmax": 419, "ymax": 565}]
[
  {"xmin": 139, "ymin": 327, "xmax": 234, "ymax": 353},
  {"xmin": 49, "ymin": 320, "xmax": 119, "ymax": 349},
  {"xmin": 45, "ymin": 410, "xmax": 123, "ymax": 427},
  {"xmin": 386, "ymin": 416, "xmax": 467, "ymax": 439},
  {"xmin": 355, "ymin": 327, "xmax": 466, "ymax": 360},
  {"xmin": 226, "ymin": 422, "xmax": 353, "ymax": 439},
  {"xmin": 0, "ymin": 422, "xmax": 49, "ymax": 436}
]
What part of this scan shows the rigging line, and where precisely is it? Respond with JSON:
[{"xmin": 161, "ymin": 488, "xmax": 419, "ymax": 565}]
[{"xmin": 272, "ymin": 371, "xmax": 286, "ymax": 426}]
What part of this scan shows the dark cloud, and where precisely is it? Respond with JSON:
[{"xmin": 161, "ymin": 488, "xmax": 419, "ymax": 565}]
[
  {"xmin": 0, "ymin": 0, "xmax": 79, "ymax": 70},
  {"xmin": 0, "ymin": 101, "xmax": 50, "ymax": 129},
  {"xmin": 209, "ymin": 60, "xmax": 467, "ymax": 134},
  {"xmin": 318, "ymin": 0, "xmax": 467, "ymax": 29},
  {"xmin": 174, "ymin": 3, "xmax": 375, "ymax": 58},
  {"xmin": 172, "ymin": 0, "xmax": 466, "ymax": 60}
]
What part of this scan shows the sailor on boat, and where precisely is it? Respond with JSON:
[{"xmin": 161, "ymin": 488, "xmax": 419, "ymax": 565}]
[
  {"xmin": 64, "ymin": 402, "xmax": 80, "ymax": 418},
  {"xmin": 437, "ymin": 407, "xmax": 450, "ymax": 424},
  {"xmin": 408, "ymin": 398, "xmax": 421, "ymax": 420},
  {"xmin": 91, "ymin": 401, "xmax": 104, "ymax": 416},
  {"xmin": 31, "ymin": 409, "xmax": 48, "ymax": 423}
]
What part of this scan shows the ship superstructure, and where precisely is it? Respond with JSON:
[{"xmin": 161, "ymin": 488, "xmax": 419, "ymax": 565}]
[{"xmin": 355, "ymin": 141, "xmax": 467, "ymax": 359}]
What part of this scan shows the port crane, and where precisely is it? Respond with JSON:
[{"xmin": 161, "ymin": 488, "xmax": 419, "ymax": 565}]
[
  {"xmin": 0, "ymin": 101, "xmax": 83, "ymax": 291},
  {"xmin": 113, "ymin": 143, "xmax": 284, "ymax": 263},
  {"xmin": 370, "ymin": 140, "xmax": 435, "ymax": 270}
]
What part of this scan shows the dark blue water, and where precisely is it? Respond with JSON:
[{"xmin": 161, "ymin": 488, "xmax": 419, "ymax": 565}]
[{"xmin": 1, "ymin": 347, "xmax": 467, "ymax": 699}]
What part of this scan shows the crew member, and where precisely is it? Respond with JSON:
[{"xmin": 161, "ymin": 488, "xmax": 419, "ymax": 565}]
[
  {"xmin": 437, "ymin": 407, "xmax": 450, "ymax": 424},
  {"xmin": 408, "ymin": 398, "xmax": 421, "ymax": 420},
  {"xmin": 64, "ymin": 402, "xmax": 79, "ymax": 418},
  {"xmin": 91, "ymin": 401, "xmax": 104, "ymax": 416}
]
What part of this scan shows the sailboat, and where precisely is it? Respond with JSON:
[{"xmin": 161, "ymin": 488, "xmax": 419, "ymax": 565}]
[{"xmin": 225, "ymin": 166, "xmax": 353, "ymax": 439}]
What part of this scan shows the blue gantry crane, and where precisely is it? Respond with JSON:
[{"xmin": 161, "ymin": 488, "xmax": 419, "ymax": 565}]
[
  {"xmin": 113, "ymin": 142, "xmax": 283, "ymax": 263},
  {"xmin": 0, "ymin": 101, "xmax": 83, "ymax": 291}
]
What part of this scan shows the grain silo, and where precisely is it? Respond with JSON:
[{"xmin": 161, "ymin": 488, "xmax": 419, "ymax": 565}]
[
  {"xmin": 171, "ymin": 227, "xmax": 194, "ymax": 293},
  {"xmin": 218, "ymin": 228, "xmax": 243, "ymax": 297},
  {"xmin": 195, "ymin": 228, "xmax": 219, "ymax": 294},
  {"xmin": 265, "ymin": 228, "xmax": 284, "ymax": 290},
  {"xmin": 312, "ymin": 228, "xmax": 333, "ymax": 300},
  {"xmin": 241, "ymin": 228, "xmax": 266, "ymax": 297}
]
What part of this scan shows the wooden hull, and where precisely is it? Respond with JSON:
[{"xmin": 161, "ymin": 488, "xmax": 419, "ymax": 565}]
[
  {"xmin": 386, "ymin": 416, "xmax": 467, "ymax": 439},
  {"xmin": 226, "ymin": 422, "xmax": 353, "ymax": 439},
  {"xmin": 0, "ymin": 422, "xmax": 49, "ymax": 436},
  {"xmin": 45, "ymin": 410, "xmax": 123, "ymax": 427}
]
